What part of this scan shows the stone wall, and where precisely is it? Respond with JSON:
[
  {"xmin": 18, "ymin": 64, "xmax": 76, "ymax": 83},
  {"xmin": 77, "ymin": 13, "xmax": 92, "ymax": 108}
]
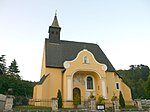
[
  {"xmin": 0, "ymin": 94, "xmax": 14, "ymax": 112},
  {"xmin": 0, "ymin": 94, "xmax": 6, "ymax": 112},
  {"xmin": 141, "ymin": 99, "xmax": 150, "ymax": 106},
  {"xmin": 4, "ymin": 95, "xmax": 14, "ymax": 112}
]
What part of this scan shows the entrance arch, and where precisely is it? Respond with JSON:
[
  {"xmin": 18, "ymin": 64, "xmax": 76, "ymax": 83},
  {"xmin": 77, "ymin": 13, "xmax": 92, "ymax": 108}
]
[{"xmin": 73, "ymin": 88, "xmax": 81, "ymax": 105}]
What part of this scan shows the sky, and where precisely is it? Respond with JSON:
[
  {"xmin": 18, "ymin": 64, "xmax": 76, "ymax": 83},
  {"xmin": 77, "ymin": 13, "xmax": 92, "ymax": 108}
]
[{"xmin": 0, "ymin": 0, "xmax": 150, "ymax": 81}]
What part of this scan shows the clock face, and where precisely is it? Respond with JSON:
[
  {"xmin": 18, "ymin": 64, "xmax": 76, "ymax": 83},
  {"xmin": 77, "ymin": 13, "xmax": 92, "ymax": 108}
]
[
  {"xmin": 102, "ymin": 64, "xmax": 107, "ymax": 71},
  {"xmin": 63, "ymin": 61, "xmax": 70, "ymax": 68}
]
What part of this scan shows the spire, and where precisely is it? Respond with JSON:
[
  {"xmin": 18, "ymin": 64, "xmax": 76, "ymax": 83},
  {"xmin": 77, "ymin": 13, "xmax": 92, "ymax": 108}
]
[{"xmin": 51, "ymin": 11, "xmax": 60, "ymax": 28}]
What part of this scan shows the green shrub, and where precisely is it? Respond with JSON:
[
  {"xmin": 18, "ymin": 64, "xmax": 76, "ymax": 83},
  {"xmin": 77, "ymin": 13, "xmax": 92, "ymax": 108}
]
[
  {"xmin": 88, "ymin": 92, "xmax": 96, "ymax": 100},
  {"xmin": 111, "ymin": 93, "xmax": 118, "ymax": 101},
  {"xmin": 57, "ymin": 89, "xmax": 62, "ymax": 108},
  {"xmin": 13, "ymin": 96, "xmax": 29, "ymax": 106},
  {"xmin": 119, "ymin": 91, "xmax": 125, "ymax": 108},
  {"xmin": 73, "ymin": 94, "xmax": 80, "ymax": 106},
  {"xmin": 97, "ymin": 96, "xmax": 105, "ymax": 104}
]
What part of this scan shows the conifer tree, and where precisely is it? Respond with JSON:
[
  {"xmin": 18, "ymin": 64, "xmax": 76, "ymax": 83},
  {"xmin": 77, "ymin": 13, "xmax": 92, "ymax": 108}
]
[
  {"xmin": 0, "ymin": 55, "xmax": 7, "ymax": 75},
  {"xmin": 119, "ymin": 91, "xmax": 125, "ymax": 108},
  {"xmin": 8, "ymin": 59, "xmax": 20, "ymax": 79},
  {"xmin": 57, "ymin": 89, "xmax": 62, "ymax": 108}
]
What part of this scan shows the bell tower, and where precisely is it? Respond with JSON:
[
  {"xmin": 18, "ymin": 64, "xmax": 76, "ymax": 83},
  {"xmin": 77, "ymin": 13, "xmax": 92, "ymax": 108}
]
[{"xmin": 48, "ymin": 13, "xmax": 61, "ymax": 43}]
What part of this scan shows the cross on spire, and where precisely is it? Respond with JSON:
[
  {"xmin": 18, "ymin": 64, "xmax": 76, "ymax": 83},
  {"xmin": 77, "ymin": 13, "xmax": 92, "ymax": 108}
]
[{"xmin": 55, "ymin": 10, "xmax": 57, "ymax": 16}]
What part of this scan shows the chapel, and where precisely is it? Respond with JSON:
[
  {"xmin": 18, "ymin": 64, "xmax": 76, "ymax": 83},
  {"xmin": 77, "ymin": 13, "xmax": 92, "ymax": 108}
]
[{"xmin": 32, "ymin": 14, "xmax": 132, "ymax": 108}]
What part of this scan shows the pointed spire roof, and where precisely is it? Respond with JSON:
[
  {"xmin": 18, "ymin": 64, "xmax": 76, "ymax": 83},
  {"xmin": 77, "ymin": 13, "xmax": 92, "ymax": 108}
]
[{"xmin": 51, "ymin": 12, "xmax": 60, "ymax": 28}]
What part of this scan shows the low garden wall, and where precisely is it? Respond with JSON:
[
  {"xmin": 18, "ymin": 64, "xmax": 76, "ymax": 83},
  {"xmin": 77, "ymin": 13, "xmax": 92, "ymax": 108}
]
[{"xmin": 0, "ymin": 94, "xmax": 6, "ymax": 112}]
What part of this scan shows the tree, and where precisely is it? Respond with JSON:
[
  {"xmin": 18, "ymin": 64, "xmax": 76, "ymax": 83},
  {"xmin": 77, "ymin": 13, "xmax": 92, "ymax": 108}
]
[
  {"xmin": 0, "ymin": 68, "xmax": 3, "ymax": 75},
  {"xmin": 0, "ymin": 55, "xmax": 35, "ymax": 106},
  {"xmin": 119, "ymin": 91, "xmax": 125, "ymax": 108},
  {"xmin": 0, "ymin": 55, "xmax": 7, "ymax": 75},
  {"xmin": 8, "ymin": 59, "xmax": 20, "ymax": 79},
  {"xmin": 117, "ymin": 64, "xmax": 150, "ymax": 99},
  {"xmin": 146, "ymin": 75, "xmax": 150, "ymax": 99},
  {"xmin": 136, "ymin": 79, "xmax": 147, "ymax": 98},
  {"xmin": 140, "ymin": 64, "xmax": 149, "ymax": 81},
  {"xmin": 57, "ymin": 89, "xmax": 62, "ymax": 108}
]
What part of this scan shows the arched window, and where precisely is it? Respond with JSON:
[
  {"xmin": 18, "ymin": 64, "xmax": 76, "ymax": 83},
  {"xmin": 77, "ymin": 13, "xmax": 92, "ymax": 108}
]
[
  {"xmin": 87, "ymin": 76, "xmax": 93, "ymax": 89},
  {"xmin": 83, "ymin": 56, "xmax": 89, "ymax": 64}
]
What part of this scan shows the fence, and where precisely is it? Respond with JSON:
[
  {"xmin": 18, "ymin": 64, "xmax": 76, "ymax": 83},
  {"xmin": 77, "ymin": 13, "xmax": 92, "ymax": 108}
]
[
  {"xmin": 26, "ymin": 99, "xmax": 150, "ymax": 112},
  {"xmin": 29, "ymin": 99, "xmax": 114, "ymax": 109},
  {"xmin": 29, "ymin": 99, "xmax": 52, "ymax": 107},
  {"xmin": 29, "ymin": 99, "xmax": 89, "ymax": 108}
]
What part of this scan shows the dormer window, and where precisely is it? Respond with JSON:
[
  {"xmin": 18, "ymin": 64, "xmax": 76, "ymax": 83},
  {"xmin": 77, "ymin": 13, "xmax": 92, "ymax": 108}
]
[{"xmin": 83, "ymin": 56, "xmax": 89, "ymax": 64}]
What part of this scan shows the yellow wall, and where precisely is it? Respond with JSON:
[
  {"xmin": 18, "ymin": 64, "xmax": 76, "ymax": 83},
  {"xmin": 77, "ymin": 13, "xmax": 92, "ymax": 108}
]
[
  {"xmin": 40, "ymin": 47, "xmax": 46, "ymax": 78},
  {"xmin": 106, "ymin": 72, "xmax": 132, "ymax": 104},
  {"xmin": 121, "ymin": 82, "xmax": 133, "ymax": 103},
  {"xmin": 106, "ymin": 72, "xmax": 120, "ymax": 101},
  {"xmin": 33, "ymin": 84, "xmax": 42, "ymax": 99},
  {"xmin": 44, "ymin": 68, "xmax": 63, "ymax": 98},
  {"xmin": 37, "ymin": 69, "xmax": 63, "ymax": 99}
]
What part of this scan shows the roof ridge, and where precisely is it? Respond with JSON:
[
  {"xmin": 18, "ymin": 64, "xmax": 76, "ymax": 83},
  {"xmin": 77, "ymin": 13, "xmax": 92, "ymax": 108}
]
[{"xmin": 60, "ymin": 40, "xmax": 98, "ymax": 45}]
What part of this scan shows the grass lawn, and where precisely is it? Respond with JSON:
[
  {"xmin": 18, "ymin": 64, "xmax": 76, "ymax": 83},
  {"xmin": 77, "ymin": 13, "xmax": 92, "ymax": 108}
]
[
  {"xmin": 14, "ymin": 106, "xmax": 77, "ymax": 111},
  {"xmin": 14, "ymin": 106, "xmax": 51, "ymax": 110}
]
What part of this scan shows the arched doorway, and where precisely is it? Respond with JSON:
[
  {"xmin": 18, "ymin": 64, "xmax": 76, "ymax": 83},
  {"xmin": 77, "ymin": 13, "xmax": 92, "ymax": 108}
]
[{"xmin": 73, "ymin": 88, "xmax": 81, "ymax": 105}]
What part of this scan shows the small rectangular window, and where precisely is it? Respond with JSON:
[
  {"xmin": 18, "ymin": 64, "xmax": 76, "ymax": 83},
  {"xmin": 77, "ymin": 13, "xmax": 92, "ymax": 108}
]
[{"xmin": 116, "ymin": 82, "xmax": 120, "ymax": 90}]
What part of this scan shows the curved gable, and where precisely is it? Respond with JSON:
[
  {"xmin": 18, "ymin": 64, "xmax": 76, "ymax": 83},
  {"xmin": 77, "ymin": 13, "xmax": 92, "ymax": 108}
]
[{"xmin": 45, "ymin": 39, "xmax": 115, "ymax": 72}]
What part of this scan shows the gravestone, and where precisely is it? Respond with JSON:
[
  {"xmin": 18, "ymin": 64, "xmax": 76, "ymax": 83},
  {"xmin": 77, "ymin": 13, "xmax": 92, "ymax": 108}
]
[
  {"xmin": 51, "ymin": 98, "xmax": 58, "ymax": 111},
  {"xmin": 3, "ymin": 95, "xmax": 14, "ymax": 112}
]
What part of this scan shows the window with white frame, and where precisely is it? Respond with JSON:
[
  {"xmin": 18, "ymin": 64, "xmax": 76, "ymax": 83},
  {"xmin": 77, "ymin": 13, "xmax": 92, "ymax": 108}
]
[
  {"xmin": 87, "ymin": 76, "xmax": 93, "ymax": 89},
  {"xmin": 83, "ymin": 56, "xmax": 89, "ymax": 64},
  {"xmin": 116, "ymin": 82, "xmax": 120, "ymax": 90}
]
